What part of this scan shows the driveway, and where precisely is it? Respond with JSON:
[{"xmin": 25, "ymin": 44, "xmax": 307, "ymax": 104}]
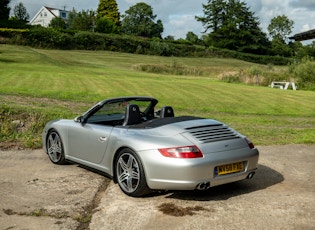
[{"xmin": 1, "ymin": 145, "xmax": 314, "ymax": 230}]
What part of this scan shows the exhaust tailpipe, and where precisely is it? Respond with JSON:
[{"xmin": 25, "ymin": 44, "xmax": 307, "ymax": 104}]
[
  {"xmin": 247, "ymin": 172, "xmax": 255, "ymax": 179},
  {"xmin": 196, "ymin": 181, "xmax": 211, "ymax": 190}
]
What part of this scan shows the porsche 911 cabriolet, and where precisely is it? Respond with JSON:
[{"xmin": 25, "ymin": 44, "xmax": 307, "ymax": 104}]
[{"xmin": 42, "ymin": 96, "xmax": 259, "ymax": 197}]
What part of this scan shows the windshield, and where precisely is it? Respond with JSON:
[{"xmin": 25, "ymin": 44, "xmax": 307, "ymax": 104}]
[{"xmin": 86, "ymin": 99, "xmax": 153, "ymax": 125}]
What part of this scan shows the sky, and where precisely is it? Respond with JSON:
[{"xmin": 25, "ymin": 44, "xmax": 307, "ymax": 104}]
[{"xmin": 8, "ymin": 0, "xmax": 315, "ymax": 42}]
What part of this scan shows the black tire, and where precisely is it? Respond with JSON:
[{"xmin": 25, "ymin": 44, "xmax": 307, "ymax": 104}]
[
  {"xmin": 115, "ymin": 148, "xmax": 151, "ymax": 197},
  {"xmin": 46, "ymin": 129, "xmax": 67, "ymax": 165}
]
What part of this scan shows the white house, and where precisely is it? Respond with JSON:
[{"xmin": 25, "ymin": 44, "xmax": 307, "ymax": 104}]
[{"xmin": 30, "ymin": 6, "xmax": 69, "ymax": 27}]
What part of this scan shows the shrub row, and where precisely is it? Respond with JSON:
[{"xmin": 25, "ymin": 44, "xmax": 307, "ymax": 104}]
[
  {"xmin": 0, "ymin": 28, "xmax": 28, "ymax": 38},
  {"xmin": 18, "ymin": 28, "xmax": 210, "ymax": 57},
  {"xmin": 0, "ymin": 20, "xmax": 32, "ymax": 29},
  {"xmin": 0, "ymin": 27, "xmax": 291, "ymax": 65},
  {"xmin": 208, "ymin": 47, "xmax": 292, "ymax": 65}
]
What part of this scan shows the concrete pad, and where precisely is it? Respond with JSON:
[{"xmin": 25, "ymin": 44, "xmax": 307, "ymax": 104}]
[
  {"xmin": 90, "ymin": 145, "xmax": 315, "ymax": 230},
  {"xmin": 0, "ymin": 149, "xmax": 107, "ymax": 230}
]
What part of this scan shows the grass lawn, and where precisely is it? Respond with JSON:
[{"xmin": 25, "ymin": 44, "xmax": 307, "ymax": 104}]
[{"xmin": 1, "ymin": 44, "xmax": 314, "ymax": 148}]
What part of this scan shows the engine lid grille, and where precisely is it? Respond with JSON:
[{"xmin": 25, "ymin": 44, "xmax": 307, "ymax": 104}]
[{"xmin": 185, "ymin": 124, "xmax": 240, "ymax": 143}]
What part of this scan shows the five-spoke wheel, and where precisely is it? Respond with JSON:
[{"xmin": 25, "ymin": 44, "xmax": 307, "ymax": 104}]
[
  {"xmin": 46, "ymin": 129, "xmax": 66, "ymax": 165},
  {"xmin": 116, "ymin": 148, "xmax": 150, "ymax": 197}
]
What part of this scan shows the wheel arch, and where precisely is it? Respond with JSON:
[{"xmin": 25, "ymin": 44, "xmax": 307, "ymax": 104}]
[
  {"xmin": 44, "ymin": 128, "xmax": 57, "ymax": 154},
  {"xmin": 112, "ymin": 146, "xmax": 147, "ymax": 184},
  {"xmin": 44, "ymin": 127, "xmax": 68, "ymax": 157},
  {"xmin": 45, "ymin": 127, "xmax": 68, "ymax": 165}
]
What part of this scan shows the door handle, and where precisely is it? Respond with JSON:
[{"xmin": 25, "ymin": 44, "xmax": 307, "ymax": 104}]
[{"xmin": 99, "ymin": 137, "xmax": 107, "ymax": 142}]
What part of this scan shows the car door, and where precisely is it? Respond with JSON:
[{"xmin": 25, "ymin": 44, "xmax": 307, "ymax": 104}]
[{"xmin": 67, "ymin": 122, "xmax": 113, "ymax": 164}]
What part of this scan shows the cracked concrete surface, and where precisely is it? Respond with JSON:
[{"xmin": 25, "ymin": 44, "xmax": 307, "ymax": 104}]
[
  {"xmin": 0, "ymin": 149, "xmax": 109, "ymax": 230},
  {"xmin": 1, "ymin": 145, "xmax": 314, "ymax": 230}
]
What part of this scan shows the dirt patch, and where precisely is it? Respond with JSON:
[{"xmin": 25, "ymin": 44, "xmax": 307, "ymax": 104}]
[
  {"xmin": 158, "ymin": 203, "xmax": 209, "ymax": 216},
  {"xmin": 0, "ymin": 94, "xmax": 94, "ymax": 150},
  {"xmin": 0, "ymin": 94, "xmax": 92, "ymax": 114},
  {"xmin": 0, "ymin": 141, "xmax": 25, "ymax": 150}
]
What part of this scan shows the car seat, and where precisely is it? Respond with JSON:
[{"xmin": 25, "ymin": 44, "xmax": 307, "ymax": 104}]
[
  {"xmin": 123, "ymin": 104, "xmax": 142, "ymax": 126},
  {"xmin": 160, "ymin": 106, "xmax": 174, "ymax": 118}
]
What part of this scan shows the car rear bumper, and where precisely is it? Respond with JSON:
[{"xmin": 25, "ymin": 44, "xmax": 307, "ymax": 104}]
[
  {"xmin": 138, "ymin": 147, "xmax": 259, "ymax": 191},
  {"xmin": 146, "ymin": 169, "xmax": 257, "ymax": 190}
]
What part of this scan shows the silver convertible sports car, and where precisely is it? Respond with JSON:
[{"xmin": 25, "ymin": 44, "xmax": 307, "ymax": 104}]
[{"xmin": 43, "ymin": 96, "xmax": 259, "ymax": 197}]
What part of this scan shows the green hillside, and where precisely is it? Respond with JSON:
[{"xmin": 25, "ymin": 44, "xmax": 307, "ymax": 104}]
[{"xmin": 1, "ymin": 45, "xmax": 314, "ymax": 148}]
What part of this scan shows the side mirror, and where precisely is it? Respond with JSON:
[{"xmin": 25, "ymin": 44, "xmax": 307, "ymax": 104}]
[{"xmin": 74, "ymin": 116, "xmax": 84, "ymax": 123}]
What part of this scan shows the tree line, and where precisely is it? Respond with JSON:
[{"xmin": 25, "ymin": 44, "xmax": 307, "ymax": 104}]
[{"xmin": 1, "ymin": 0, "xmax": 315, "ymax": 59}]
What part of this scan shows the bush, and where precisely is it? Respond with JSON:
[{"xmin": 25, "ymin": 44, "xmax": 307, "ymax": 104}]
[
  {"xmin": 23, "ymin": 27, "xmax": 73, "ymax": 49},
  {"xmin": 0, "ymin": 28, "xmax": 28, "ymax": 38},
  {"xmin": 208, "ymin": 47, "xmax": 291, "ymax": 65},
  {"xmin": 95, "ymin": 17, "xmax": 119, "ymax": 34},
  {"xmin": 149, "ymin": 39, "xmax": 171, "ymax": 56},
  {"xmin": 133, "ymin": 61, "xmax": 203, "ymax": 76},
  {"xmin": 49, "ymin": 17, "xmax": 66, "ymax": 29},
  {"xmin": 0, "ymin": 28, "xmax": 29, "ymax": 45},
  {"xmin": 221, "ymin": 74, "xmax": 242, "ymax": 83},
  {"xmin": 220, "ymin": 66, "xmax": 291, "ymax": 87},
  {"xmin": 0, "ymin": 20, "xmax": 31, "ymax": 29},
  {"xmin": 289, "ymin": 57, "xmax": 315, "ymax": 90},
  {"xmin": 73, "ymin": 32, "xmax": 106, "ymax": 50}
]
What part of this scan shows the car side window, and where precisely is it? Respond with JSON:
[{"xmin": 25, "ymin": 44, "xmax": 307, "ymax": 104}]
[
  {"xmin": 87, "ymin": 102, "xmax": 126, "ymax": 124},
  {"xmin": 96, "ymin": 103, "xmax": 125, "ymax": 116}
]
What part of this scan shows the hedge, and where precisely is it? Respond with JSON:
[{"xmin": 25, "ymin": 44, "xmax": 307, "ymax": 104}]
[{"xmin": 0, "ymin": 27, "xmax": 291, "ymax": 65}]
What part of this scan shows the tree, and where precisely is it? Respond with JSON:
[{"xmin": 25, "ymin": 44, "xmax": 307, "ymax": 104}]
[
  {"xmin": 151, "ymin": 19, "xmax": 163, "ymax": 38},
  {"xmin": 121, "ymin": 2, "xmax": 163, "ymax": 38},
  {"xmin": 164, "ymin": 35, "xmax": 175, "ymax": 41},
  {"xmin": 267, "ymin": 15, "xmax": 294, "ymax": 56},
  {"xmin": 13, "ymin": 2, "xmax": 29, "ymax": 22},
  {"xmin": 186, "ymin": 32, "xmax": 199, "ymax": 44},
  {"xmin": 196, "ymin": 0, "xmax": 269, "ymax": 54},
  {"xmin": 195, "ymin": 0, "xmax": 227, "ymax": 33},
  {"xmin": 68, "ymin": 9, "xmax": 96, "ymax": 31},
  {"xmin": 0, "ymin": 0, "xmax": 11, "ymax": 20},
  {"xmin": 270, "ymin": 38, "xmax": 292, "ymax": 57},
  {"xmin": 303, "ymin": 41, "xmax": 315, "ymax": 58},
  {"xmin": 268, "ymin": 15, "xmax": 294, "ymax": 43},
  {"xmin": 49, "ymin": 17, "xmax": 66, "ymax": 29},
  {"xmin": 95, "ymin": 17, "xmax": 119, "ymax": 33},
  {"xmin": 97, "ymin": 0, "xmax": 121, "ymax": 32}
]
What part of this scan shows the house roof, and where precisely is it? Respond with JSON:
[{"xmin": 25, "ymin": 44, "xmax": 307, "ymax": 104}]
[
  {"xmin": 289, "ymin": 29, "xmax": 315, "ymax": 41},
  {"xmin": 45, "ymin": 7, "xmax": 59, "ymax": 17},
  {"xmin": 45, "ymin": 6, "xmax": 69, "ymax": 16},
  {"xmin": 29, "ymin": 6, "xmax": 69, "ymax": 24}
]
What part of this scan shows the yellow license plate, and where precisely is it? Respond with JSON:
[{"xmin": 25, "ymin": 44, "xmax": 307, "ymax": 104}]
[{"xmin": 217, "ymin": 162, "xmax": 244, "ymax": 175}]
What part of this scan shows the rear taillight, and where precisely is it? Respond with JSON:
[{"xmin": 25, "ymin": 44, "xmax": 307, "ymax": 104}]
[
  {"xmin": 158, "ymin": 146, "xmax": 203, "ymax": 158},
  {"xmin": 245, "ymin": 137, "xmax": 255, "ymax": 149}
]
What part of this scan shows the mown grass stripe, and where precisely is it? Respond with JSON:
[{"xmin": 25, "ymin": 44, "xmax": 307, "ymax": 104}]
[{"xmin": 1, "ymin": 44, "xmax": 315, "ymax": 147}]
